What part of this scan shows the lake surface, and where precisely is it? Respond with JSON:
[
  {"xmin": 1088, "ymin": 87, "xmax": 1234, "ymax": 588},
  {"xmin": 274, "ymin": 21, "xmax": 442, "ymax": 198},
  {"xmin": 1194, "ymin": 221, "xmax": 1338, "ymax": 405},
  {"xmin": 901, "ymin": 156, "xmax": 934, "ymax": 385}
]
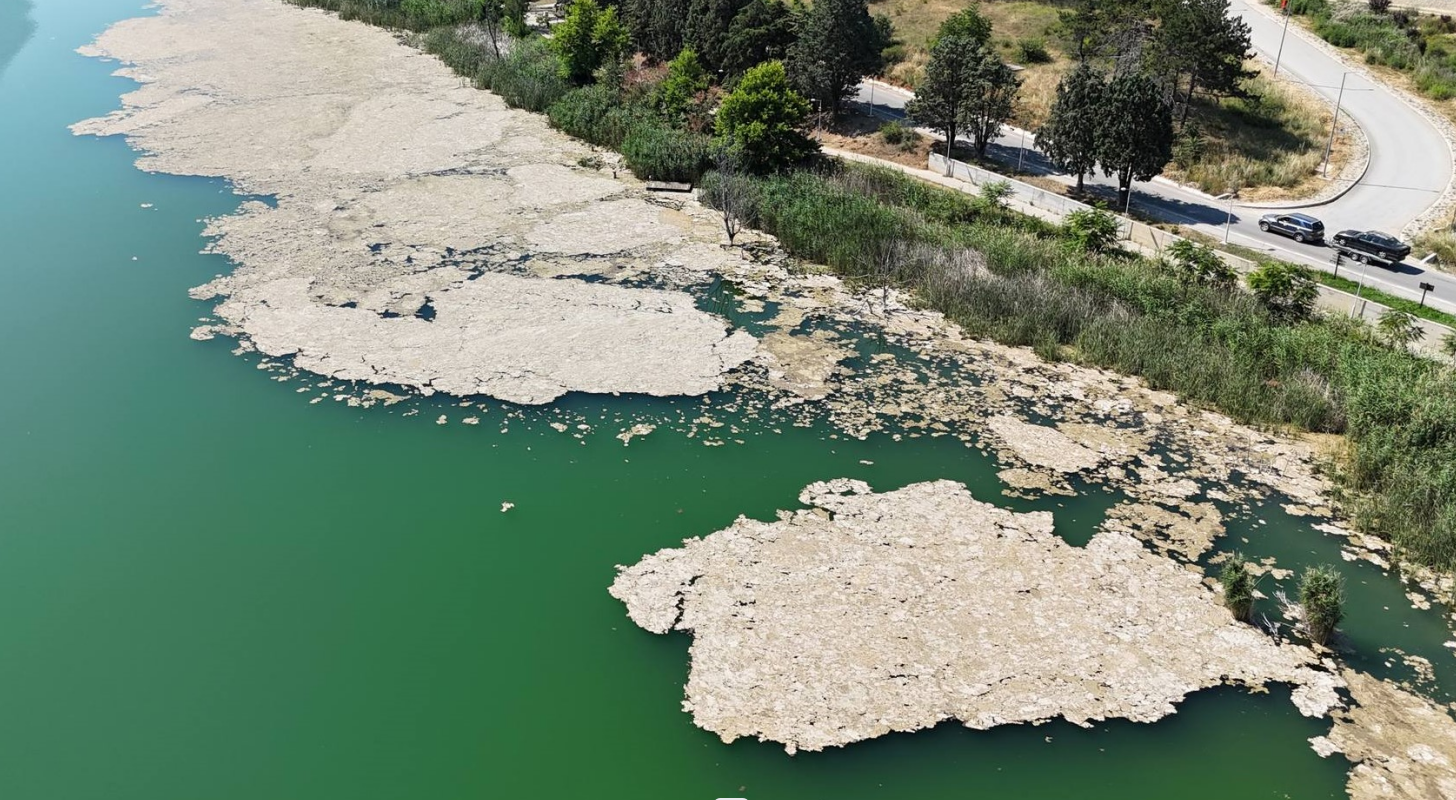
[{"xmin": 0, "ymin": 2, "xmax": 1450, "ymax": 798}]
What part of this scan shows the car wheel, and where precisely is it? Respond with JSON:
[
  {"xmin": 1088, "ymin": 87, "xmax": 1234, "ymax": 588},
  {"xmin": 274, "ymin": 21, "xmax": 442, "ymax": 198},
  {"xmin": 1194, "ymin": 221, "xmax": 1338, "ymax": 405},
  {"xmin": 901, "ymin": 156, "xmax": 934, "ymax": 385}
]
[
  {"xmin": 1294, "ymin": 233, "xmax": 1306, "ymax": 243},
  {"xmin": 1259, "ymin": 221, "xmax": 1270, "ymax": 232}
]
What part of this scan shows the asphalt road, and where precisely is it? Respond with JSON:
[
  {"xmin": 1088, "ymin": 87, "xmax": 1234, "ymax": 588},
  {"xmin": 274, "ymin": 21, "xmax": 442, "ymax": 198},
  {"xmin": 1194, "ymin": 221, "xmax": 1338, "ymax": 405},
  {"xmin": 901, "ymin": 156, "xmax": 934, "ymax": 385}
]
[{"xmin": 854, "ymin": 0, "xmax": 1456, "ymax": 314}]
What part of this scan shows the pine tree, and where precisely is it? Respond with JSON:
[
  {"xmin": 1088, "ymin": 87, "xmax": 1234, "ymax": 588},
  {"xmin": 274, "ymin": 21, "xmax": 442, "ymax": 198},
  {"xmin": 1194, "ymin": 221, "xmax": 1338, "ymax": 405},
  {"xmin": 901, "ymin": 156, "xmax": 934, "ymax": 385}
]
[
  {"xmin": 785, "ymin": 0, "xmax": 887, "ymax": 117},
  {"xmin": 1037, "ymin": 63, "xmax": 1104, "ymax": 192},
  {"xmin": 720, "ymin": 0, "xmax": 795, "ymax": 78},
  {"xmin": 1096, "ymin": 72, "xmax": 1172, "ymax": 207},
  {"xmin": 685, "ymin": 0, "xmax": 752, "ymax": 74},
  {"xmin": 1151, "ymin": 0, "xmax": 1253, "ymax": 126},
  {"xmin": 624, "ymin": 0, "xmax": 685, "ymax": 61}
]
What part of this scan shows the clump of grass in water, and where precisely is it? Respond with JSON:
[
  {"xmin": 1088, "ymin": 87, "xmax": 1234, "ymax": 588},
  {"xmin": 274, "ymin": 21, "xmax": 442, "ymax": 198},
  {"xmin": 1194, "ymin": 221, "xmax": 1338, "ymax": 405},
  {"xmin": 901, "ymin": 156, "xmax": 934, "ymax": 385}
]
[
  {"xmin": 1298, "ymin": 565, "xmax": 1345, "ymax": 646},
  {"xmin": 1219, "ymin": 553, "xmax": 1256, "ymax": 622}
]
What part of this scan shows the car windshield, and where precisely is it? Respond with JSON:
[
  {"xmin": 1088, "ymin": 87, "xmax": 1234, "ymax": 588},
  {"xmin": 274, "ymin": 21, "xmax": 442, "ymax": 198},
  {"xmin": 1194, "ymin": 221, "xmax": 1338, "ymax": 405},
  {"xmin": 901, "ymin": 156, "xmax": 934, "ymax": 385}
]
[{"xmin": 1370, "ymin": 233, "xmax": 1397, "ymax": 244}]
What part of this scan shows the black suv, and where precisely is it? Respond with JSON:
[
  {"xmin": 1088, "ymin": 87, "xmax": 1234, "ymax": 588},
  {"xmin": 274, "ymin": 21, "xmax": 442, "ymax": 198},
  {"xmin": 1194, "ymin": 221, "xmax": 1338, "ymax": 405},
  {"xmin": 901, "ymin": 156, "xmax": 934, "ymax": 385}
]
[
  {"xmin": 1258, "ymin": 213, "xmax": 1325, "ymax": 244},
  {"xmin": 1331, "ymin": 230, "xmax": 1412, "ymax": 264}
]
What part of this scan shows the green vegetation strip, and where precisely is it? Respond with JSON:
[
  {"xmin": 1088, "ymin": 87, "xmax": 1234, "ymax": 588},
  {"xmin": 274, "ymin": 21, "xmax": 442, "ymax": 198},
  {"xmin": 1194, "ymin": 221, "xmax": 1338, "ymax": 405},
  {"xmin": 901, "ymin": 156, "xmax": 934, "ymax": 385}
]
[
  {"xmin": 1314, "ymin": 270, "xmax": 1456, "ymax": 328},
  {"xmin": 286, "ymin": 0, "xmax": 1456, "ymax": 574}
]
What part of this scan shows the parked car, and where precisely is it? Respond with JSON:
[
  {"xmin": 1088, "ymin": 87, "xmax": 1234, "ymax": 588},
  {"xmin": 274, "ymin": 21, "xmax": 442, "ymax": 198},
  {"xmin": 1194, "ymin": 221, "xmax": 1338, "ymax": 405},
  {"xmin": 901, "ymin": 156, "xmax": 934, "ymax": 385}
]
[
  {"xmin": 1258, "ymin": 212, "xmax": 1325, "ymax": 244},
  {"xmin": 1331, "ymin": 229, "xmax": 1412, "ymax": 264}
]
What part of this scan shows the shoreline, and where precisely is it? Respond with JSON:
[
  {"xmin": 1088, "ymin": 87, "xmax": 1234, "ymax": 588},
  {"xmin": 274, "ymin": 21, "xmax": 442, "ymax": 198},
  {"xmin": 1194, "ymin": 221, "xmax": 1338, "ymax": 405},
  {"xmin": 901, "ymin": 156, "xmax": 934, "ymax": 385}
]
[{"xmin": 74, "ymin": 1, "xmax": 1456, "ymax": 795}]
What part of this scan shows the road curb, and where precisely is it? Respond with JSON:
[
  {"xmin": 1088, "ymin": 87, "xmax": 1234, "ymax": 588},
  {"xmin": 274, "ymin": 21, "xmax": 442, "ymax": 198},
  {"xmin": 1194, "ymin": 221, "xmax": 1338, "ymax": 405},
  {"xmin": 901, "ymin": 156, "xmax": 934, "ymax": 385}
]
[{"xmin": 1237, "ymin": 0, "xmax": 1456, "ymax": 238}]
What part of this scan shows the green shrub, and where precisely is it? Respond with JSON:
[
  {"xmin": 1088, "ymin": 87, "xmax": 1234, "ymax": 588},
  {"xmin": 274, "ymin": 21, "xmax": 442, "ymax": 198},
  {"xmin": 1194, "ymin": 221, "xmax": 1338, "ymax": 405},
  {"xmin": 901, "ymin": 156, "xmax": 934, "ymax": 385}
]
[
  {"xmin": 1247, "ymin": 260, "xmax": 1318, "ymax": 321},
  {"xmin": 879, "ymin": 121, "xmax": 911, "ymax": 145},
  {"xmin": 621, "ymin": 124, "xmax": 712, "ymax": 182},
  {"xmin": 1016, "ymin": 38, "xmax": 1052, "ymax": 64},
  {"xmin": 1063, "ymin": 208, "xmax": 1120, "ymax": 253},
  {"xmin": 1166, "ymin": 239, "xmax": 1235, "ymax": 286},
  {"xmin": 287, "ymin": 0, "xmax": 483, "ymax": 30},
  {"xmin": 478, "ymin": 37, "xmax": 570, "ymax": 111},
  {"xmin": 1219, "ymin": 553, "xmax": 1257, "ymax": 622},
  {"xmin": 1298, "ymin": 565, "xmax": 1345, "ymax": 645},
  {"xmin": 977, "ymin": 180, "xmax": 1013, "ymax": 210},
  {"xmin": 547, "ymin": 84, "xmax": 651, "ymax": 148}
]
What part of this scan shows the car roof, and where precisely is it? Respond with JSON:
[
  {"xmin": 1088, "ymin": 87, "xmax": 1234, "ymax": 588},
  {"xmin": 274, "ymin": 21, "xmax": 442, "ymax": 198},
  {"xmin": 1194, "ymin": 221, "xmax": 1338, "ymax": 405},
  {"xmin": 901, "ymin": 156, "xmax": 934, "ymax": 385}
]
[{"xmin": 1288, "ymin": 213, "xmax": 1322, "ymax": 224}]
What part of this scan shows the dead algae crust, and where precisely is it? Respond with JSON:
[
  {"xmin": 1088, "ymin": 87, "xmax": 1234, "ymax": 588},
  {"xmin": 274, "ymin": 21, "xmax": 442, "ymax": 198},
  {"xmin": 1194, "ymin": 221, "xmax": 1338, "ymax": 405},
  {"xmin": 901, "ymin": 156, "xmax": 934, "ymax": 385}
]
[
  {"xmin": 73, "ymin": 0, "xmax": 754, "ymax": 404},
  {"xmin": 610, "ymin": 479, "xmax": 1338, "ymax": 754}
]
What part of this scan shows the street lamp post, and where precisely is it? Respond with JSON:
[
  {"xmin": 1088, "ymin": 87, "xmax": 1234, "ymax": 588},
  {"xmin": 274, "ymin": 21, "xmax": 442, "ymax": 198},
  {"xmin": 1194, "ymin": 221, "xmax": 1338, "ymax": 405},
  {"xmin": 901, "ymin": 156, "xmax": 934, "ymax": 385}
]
[
  {"xmin": 1274, "ymin": 2, "xmax": 1292, "ymax": 77},
  {"xmin": 1017, "ymin": 128, "xmax": 1027, "ymax": 173},
  {"xmin": 1323, "ymin": 72, "xmax": 1350, "ymax": 177},
  {"xmin": 1216, "ymin": 191, "xmax": 1237, "ymax": 243},
  {"xmin": 1350, "ymin": 255, "xmax": 1371, "ymax": 317}
]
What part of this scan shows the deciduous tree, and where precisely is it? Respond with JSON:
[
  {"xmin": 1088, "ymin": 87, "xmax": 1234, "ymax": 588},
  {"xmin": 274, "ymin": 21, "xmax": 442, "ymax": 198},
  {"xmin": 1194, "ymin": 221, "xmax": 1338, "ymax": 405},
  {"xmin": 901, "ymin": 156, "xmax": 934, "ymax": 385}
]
[
  {"xmin": 715, "ymin": 60, "xmax": 817, "ymax": 172},
  {"xmin": 552, "ymin": 0, "xmax": 631, "ymax": 83},
  {"xmin": 1037, "ymin": 63, "xmax": 1104, "ymax": 192},
  {"xmin": 962, "ymin": 47, "xmax": 1019, "ymax": 158},
  {"xmin": 1096, "ymin": 72, "xmax": 1173, "ymax": 207},
  {"xmin": 478, "ymin": 0, "xmax": 507, "ymax": 58},
  {"xmin": 655, "ymin": 48, "xmax": 712, "ymax": 126},
  {"xmin": 906, "ymin": 33, "xmax": 982, "ymax": 171},
  {"xmin": 504, "ymin": 0, "xmax": 529, "ymax": 38},
  {"xmin": 1150, "ymin": 0, "xmax": 1253, "ymax": 126}
]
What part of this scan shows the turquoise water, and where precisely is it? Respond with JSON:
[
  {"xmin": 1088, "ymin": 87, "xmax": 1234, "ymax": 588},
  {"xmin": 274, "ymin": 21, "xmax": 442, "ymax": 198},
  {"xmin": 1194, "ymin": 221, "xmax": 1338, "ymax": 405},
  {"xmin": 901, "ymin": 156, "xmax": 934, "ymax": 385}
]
[{"xmin": 0, "ymin": 2, "xmax": 1447, "ymax": 797}]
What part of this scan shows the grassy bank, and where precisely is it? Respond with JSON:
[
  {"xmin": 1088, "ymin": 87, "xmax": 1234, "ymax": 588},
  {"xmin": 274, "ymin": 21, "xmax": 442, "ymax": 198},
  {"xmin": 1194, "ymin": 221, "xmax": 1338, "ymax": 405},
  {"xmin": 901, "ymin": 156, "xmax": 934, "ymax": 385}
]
[
  {"xmin": 1282, "ymin": 0, "xmax": 1456, "ymax": 103},
  {"xmin": 1315, "ymin": 270, "xmax": 1456, "ymax": 327},
  {"xmin": 706, "ymin": 161, "xmax": 1456, "ymax": 571},
  {"xmin": 287, "ymin": 0, "xmax": 484, "ymax": 31}
]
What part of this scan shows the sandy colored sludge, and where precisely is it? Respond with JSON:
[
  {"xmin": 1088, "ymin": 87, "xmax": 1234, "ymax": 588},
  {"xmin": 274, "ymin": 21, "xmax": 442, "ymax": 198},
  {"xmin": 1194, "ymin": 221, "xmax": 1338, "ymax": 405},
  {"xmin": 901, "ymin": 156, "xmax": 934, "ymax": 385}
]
[
  {"xmin": 611, "ymin": 479, "xmax": 1339, "ymax": 754},
  {"xmin": 1314, "ymin": 670, "xmax": 1456, "ymax": 800},
  {"xmin": 73, "ymin": 0, "xmax": 754, "ymax": 404}
]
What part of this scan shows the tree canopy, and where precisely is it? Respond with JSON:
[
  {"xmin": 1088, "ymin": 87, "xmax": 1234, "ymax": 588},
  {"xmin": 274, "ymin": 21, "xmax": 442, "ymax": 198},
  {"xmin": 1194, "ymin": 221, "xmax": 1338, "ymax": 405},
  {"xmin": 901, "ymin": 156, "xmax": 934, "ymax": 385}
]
[
  {"xmin": 1096, "ymin": 72, "xmax": 1173, "ymax": 204},
  {"xmin": 720, "ymin": 0, "xmax": 795, "ymax": 78},
  {"xmin": 715, "ymin": 60, "xmax": 817, "ymax": 172},
  {"xmin": 786, "ymin": 0, "xmax": 887, "ymax": 117},
  {"xmin": 655, "ymin": 47, "xmax": 712, "ymax": 126},
  {"xmin": 906, "ymin": 33, "xmax": 983, "ymax": 166},
  {"xmin": 1036, "ymin": 63, "xmax": 1104, "ymax": 192},
  {"xmin": 552, "ymin": 0, "xmax": 632, "ymax": 83}
]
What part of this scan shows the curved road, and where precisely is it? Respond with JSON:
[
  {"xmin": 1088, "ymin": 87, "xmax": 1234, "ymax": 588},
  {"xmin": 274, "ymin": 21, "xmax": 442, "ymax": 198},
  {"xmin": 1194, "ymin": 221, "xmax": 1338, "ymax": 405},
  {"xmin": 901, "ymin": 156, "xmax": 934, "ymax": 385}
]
[{"xmin": 856, "ymin": 0, "xmax": 1456, "ymax": 313}]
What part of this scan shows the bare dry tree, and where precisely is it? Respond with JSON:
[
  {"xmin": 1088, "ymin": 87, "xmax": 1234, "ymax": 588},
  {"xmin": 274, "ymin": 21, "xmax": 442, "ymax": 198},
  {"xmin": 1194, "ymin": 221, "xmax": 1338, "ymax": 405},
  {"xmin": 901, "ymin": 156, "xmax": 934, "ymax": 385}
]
[{"xmin": 704, "ymin": 143, "xmax": 754, "ymax": 246}]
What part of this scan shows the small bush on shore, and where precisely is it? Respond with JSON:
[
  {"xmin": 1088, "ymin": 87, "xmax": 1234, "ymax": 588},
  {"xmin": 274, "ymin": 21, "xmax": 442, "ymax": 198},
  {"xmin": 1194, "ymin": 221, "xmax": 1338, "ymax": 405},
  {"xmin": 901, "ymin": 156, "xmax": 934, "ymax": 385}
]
[
  {"xmin": 1298, "ymin": 565, "xmax": 1345, "ymax": 645},
  {"xmin": 1219, "ymin": 553, "xmax": 1256, "ymax": 622},
  {"xmin": 621, "ymin": 124, "xmax": 712, "ymax": 182}
]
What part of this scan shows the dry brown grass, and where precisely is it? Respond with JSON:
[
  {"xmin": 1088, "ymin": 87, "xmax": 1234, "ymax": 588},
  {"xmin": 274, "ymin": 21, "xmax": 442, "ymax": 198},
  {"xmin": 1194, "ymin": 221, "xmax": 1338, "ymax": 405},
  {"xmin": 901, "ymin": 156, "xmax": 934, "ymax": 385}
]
[
  {"xmin": 818, "ymin": 113, "xmax": 935, "ymax": 167},
  {"xmin": 1167, "ymin": 66, "xmax": 1356, "ymax": 199},
  {"xmin": 869, "ymin": 3, "xmax": 1345, "ymax": 196}
]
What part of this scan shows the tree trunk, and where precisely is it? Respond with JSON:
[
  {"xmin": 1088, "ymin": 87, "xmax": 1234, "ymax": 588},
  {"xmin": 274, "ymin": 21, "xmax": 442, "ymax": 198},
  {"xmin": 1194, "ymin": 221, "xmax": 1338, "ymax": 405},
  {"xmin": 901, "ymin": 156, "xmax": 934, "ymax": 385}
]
[
  {"xmin": 1179, "ymin": 75, "xmax": 1198, "ymax": 129},
  {"xmin": 1075, "ymin": 171, "xmax": 1084, "ymax": 193}
]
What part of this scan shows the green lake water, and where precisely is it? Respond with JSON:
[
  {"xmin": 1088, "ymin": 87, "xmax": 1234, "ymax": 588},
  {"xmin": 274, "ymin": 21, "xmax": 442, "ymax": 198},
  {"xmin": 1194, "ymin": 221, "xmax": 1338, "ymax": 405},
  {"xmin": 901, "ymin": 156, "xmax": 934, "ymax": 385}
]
[{"xmin": 1, "ymin": 2, "xmax": 1452, "ymax": 797}]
